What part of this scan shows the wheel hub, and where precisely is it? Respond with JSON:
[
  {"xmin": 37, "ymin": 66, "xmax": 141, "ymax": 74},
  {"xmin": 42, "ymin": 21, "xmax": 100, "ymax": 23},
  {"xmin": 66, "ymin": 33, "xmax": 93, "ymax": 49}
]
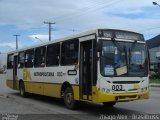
[{"xmin": 66, "ymin": 93, "xmax": 73, "ymax": 105}]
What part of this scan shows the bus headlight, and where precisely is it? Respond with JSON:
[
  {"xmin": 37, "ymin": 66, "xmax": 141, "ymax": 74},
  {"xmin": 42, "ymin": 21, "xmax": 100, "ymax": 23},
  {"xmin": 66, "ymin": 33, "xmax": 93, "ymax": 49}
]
[
  {"xmin": 106, "ymin": 89, "xmax": 111, "ymax": 93},
  {"xmin": 141, "ymin": 88, "xmax": 144, "ymax": 92},
  {"xmin": 144, "ymin": 87, "xmax": 148, "ymax": 91},
  {"xmin": 140, "ymin": 87, "xmax": 148, "ymax": 92}
]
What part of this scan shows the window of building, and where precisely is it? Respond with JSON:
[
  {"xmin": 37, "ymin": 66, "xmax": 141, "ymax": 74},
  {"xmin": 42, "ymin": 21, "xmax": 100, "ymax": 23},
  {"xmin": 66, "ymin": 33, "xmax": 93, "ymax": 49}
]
[
  {"xmin": 25, "ymin": 49, "xmax": 34, "ymax": 68},
  {"xmin": 7, "ymin": 54, "xmax": 13, "ymax": 69},
  {"xmin": 34, "ymin": 46, "xmax": 46, "ymax": 67},
  {"xmin": 46, "ymin": 43, "xmax": 60, "ymax": 66},
  {"xmin": 18, "ymin": 52, "xmax": 25, "ymax": 68},
  {"xmin": 61, "ymin": 39, "xmax": 79, "ymax": 65}
]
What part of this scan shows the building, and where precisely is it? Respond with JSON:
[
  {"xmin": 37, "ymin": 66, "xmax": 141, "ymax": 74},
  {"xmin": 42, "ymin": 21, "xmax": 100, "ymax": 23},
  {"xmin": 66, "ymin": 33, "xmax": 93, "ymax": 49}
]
[{"xmin": 146, "ymin": 35, "xmax": 160, "ymax": 72}]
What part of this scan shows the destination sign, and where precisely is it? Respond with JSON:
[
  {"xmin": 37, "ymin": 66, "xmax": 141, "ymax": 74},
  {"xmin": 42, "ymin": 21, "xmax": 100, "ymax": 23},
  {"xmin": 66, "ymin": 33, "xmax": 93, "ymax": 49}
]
[{"xmin": 98, "ymin": 30, "xmax": 144, "ymax": 41}]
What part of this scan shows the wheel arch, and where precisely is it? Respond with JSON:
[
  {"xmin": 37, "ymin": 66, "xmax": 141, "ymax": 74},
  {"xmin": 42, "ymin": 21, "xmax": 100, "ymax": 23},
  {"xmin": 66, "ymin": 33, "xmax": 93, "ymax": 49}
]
[{"xmin": 61, "ymin": 81, "xmax": 72, "ymax": 97}]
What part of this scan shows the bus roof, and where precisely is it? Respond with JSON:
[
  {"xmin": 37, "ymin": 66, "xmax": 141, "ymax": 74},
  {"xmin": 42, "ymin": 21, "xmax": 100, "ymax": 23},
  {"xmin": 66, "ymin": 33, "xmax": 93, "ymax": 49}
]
[{"xmin": 7, "ymin": 28, "xmax": 143, "ymax": 54}]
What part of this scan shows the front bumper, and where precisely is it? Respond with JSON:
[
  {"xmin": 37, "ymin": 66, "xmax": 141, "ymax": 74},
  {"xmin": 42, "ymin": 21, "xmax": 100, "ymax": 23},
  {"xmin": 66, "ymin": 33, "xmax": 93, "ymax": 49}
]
[{"xmin": 93, "ymin": 90, "xmax": 149, "ymax": 103}]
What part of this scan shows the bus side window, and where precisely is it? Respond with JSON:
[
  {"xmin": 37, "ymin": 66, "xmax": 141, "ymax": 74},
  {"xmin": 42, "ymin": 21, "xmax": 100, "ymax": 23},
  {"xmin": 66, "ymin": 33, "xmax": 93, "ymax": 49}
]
[
  {"xmin": 34, "ymin": 46, "xmax": 46, "ymax": 67},
  {"xmin": 25, "ymin": 49, "xmax": 34, "ymax": 68},
  {"xmin": 7, "ymin": 54, "xmax": 14, "ymax": 69},
  {"xmin": 46, "ymin": 43, "xmax": 60, "ymax": 66},
  {"xmin": 18, "ymin": 52, "xmax": 25, "ymax": 68},
  {"xmin": 61, "ymin": 39, "xmax": 79, "ymax": 65}
]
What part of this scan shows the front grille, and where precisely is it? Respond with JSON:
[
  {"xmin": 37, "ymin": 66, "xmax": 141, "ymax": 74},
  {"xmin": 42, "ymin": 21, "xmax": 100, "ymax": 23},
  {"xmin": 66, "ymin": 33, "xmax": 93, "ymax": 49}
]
[
  {"xmin": 118, "ymin": 95, "xmax": 137, "ymax": 99},
  {"xmin": 128, "ymin": 89, "xmax": 138, "ymax": 91},
  {"xmin": 112, "ymin": 81, "xmax": 140, "ymax": 84},
  {"xmin": 113, "ymin": 89, "xmax": 125, "ymax": 91}
]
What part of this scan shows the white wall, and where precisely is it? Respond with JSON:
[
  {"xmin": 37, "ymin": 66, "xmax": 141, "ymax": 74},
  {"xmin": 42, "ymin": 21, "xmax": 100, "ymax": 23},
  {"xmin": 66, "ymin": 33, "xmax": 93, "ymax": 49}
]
[{"xmin": 149, "ymin": 46, "xmax": 160, "ymax": 64}]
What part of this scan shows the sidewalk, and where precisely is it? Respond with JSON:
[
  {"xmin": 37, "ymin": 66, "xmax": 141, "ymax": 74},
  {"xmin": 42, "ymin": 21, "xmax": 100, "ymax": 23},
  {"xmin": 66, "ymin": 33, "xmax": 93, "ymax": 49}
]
[{"xmin": 149, "ymin": 83, "xmax": 160, "ymax": 87}]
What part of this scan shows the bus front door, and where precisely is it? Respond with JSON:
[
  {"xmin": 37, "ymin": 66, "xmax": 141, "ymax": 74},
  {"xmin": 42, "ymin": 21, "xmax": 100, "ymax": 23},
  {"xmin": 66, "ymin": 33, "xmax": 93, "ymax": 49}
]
[
  {"xmin": 80, "ymin": 40, "xmax": 92, "ymax": 100},
  {"xmin": 13, "ymin": 55, "xmax": 18, "ymax": 90}
]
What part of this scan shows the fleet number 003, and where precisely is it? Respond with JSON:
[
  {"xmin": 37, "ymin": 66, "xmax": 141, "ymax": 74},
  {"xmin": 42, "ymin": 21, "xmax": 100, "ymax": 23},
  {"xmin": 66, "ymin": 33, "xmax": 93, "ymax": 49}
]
[{"xmin": 112, "ymin": 85, "xmax": 123, "ymax": 91}]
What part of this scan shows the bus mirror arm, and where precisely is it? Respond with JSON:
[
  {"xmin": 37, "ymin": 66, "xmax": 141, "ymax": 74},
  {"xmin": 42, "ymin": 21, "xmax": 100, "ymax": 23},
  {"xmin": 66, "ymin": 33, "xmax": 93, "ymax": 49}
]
[
  {"xmin": 97, "ymin": 52, "xmax": 100, "ymax": 60},
  {"xmin": 97, "ymin": 56, "xmax": 100, "ymax": 61},
  {"xmin": 97, "ymin": 39, "xmax": 102, "ymax": 52}
]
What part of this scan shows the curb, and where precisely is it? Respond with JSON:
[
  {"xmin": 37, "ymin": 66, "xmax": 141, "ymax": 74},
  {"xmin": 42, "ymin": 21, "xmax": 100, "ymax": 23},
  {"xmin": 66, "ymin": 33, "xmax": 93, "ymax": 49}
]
[{"xmin": 149, "ymin": 83, "xmax": 160, "ymax": 88}]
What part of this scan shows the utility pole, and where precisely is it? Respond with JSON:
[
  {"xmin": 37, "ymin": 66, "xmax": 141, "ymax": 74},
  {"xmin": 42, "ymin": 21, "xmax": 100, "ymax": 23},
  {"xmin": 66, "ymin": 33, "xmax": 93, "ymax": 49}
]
[
  {"xmin": 13, "ymin": 35, "xmax": 20, "ymax": 50},
  {"xmin": 44, "ymin": 21, "xmax": 55, "ymax": 41}
]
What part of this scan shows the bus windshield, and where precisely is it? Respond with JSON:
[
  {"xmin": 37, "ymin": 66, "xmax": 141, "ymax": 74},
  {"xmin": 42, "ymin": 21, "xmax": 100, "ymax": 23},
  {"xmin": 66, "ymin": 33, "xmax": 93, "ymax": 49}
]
[{"xmin": 100, "ymin": 40, "xmax": 148, "ymax": 77}]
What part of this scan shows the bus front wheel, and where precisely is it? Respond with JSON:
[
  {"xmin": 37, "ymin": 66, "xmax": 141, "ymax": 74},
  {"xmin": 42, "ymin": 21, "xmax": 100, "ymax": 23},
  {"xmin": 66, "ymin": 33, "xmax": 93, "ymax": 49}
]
[
  {"xmin": 103, "ymin": 102, "xmax": 116, "ymax": 107},
  {"xmin": 19, "ymin": 82, "xmax": 26, "ymax": 97},
  {"xmin": 64, "ymin": 87, "xmax": 77, "ymax": 109}
]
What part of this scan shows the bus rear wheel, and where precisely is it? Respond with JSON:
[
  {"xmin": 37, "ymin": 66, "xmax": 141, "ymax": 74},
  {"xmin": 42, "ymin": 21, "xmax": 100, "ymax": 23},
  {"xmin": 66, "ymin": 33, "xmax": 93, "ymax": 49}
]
[
  {"xmin": 19, "ymin": 82, "xmax": 26, "ymax": 97},
  {"xmin": 64, "ymin": 87, "xmax": 77, "ymax": 109},
  {"xmin": 103, "ymin": 102, "xmax": 116, "ymax": 107}
]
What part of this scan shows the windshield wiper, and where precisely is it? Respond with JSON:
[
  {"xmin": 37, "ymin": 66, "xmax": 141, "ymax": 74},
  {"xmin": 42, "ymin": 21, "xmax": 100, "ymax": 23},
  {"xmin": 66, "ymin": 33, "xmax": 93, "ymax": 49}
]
[
  {"xmin": 111, "ymin": 33, "xmax": 123, "ymax": 52},
  {"xmin": 128, "ymin": 40, "xmax": 137, "ymax": 65},
  {"xmin": 123, "ymin": 45, "xmax": 129, "ymax": 75},
  {"xmin": 111, "ymin": 33, "xmax": 128, "ymax": 75}
]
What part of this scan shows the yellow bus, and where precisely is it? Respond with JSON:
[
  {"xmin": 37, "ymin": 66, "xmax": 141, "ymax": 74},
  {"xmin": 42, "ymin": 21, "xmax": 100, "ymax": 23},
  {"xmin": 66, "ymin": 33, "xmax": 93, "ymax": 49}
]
[{"xmin": 6, "ymin": 29, "xmax": 149, "ymax": 109}]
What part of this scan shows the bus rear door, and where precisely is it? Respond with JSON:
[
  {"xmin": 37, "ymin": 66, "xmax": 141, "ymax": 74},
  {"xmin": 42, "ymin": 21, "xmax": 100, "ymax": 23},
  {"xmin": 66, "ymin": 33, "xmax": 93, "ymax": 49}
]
[{"xmin": 13, "ymin": 54, "xmax": 18, "ymax": 90}]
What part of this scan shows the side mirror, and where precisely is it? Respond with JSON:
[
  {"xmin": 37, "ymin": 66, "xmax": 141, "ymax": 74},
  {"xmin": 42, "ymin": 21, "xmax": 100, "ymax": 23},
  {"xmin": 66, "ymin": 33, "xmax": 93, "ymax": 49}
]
[{"xmin": 97, "ymin": 39, "xmax": 102, "ymax": 52}]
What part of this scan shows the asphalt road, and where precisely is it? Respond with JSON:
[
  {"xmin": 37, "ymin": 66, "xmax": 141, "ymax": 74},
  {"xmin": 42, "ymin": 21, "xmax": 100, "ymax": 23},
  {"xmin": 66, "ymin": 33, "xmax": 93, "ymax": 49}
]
[{"xmin": 0, "ymin": 74, "xmax": 160, "ymax": 120}]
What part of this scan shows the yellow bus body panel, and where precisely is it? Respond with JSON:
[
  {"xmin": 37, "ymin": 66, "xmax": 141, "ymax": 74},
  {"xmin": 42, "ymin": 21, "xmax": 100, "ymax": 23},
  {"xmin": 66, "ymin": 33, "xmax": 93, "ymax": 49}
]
[{"xmin": 6, "ymin": 80, "xmax": 80, "ymax": 100}]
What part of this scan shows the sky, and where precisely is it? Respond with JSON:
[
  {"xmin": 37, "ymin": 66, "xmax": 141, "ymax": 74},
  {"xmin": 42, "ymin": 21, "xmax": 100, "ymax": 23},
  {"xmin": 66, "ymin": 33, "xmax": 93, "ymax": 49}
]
[{"xmin": 0, "ymin": 0, "xmax": 160, "ymax": 65}]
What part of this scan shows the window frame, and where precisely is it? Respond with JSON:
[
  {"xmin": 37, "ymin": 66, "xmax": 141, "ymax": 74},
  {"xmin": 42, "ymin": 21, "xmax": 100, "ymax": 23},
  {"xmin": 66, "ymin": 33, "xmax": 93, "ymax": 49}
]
[
  {"xmin": 61, "ymin": 39, "xmax": 79, "ymax": 66},
  {"xmin": 7, "ymin": 54, "xmax": 14, "ymax": 69},
  {"xmin": 34, "ymin": 46, "xmax": 46, "ymax": 68},
  {"xmin": 46, "ymin": 42, "xmax": 60, "ymax": 67},
  {"xmin": 18, "ymin": 51, "xmax": 25, "ymax": 68},
  {"xmin": 25, "ymin": 49, "xmax": 34, "ymax": 68}
]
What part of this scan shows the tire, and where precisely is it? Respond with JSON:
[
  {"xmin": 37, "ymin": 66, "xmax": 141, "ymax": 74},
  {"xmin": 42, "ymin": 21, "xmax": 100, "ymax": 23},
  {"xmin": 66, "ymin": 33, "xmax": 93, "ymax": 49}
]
[
  {"xmin": 64, "ymin": 87, "xmax": 78, "ymax": 109},
  {"xmin": 19, "ymin": 82, "xmax": 26, "ymax": 97},
  {"xmin": 103, "ymin": 102, "xmax": 116, "ymax": 107}
]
